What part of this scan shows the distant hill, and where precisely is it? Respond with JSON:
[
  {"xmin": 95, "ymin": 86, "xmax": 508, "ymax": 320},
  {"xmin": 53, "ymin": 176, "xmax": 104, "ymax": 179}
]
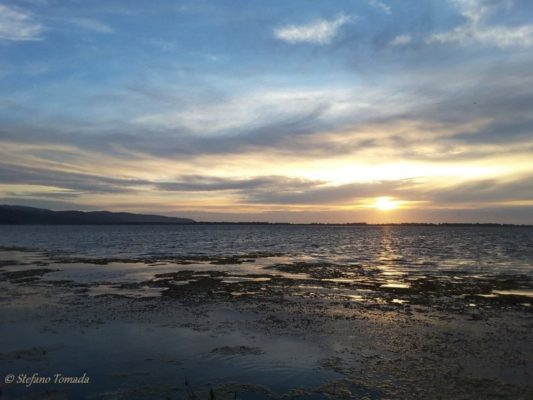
[{"xmin": 0, "ymin": 205, "xmax": 195, "ymax": 225}]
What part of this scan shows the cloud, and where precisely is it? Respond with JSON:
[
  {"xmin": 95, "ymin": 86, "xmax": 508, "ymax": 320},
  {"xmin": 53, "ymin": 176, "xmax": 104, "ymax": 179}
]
[
  {"xmin": 427, "ymin": 175, "xmax": 533, "ymax": 205},
  {"xmin": 273, "ymin": 14, "xmax": 353, "ymax": 45},
  {"xmin": 132, "ymin": 88, "xmax": 335, "ymax": 134},
  {"xmin": 67, "ymin": 18, "xmax": 113, "ymax": 34},
  {"xmin": 0, "ymin": 4, "xmax": 44, "ymax": 41},
  {"xmin": 428, "ymin": 23, "xmax": 533, "ymax": 48},
  {"xmin": 0, "ymin": 159, "xmax": 415, "ymax": 208},
  {"xmin": 156, "ymin": 175, "xmax": 320, "ymax": 193},
  {"xmin": 368, "ymin": 0, "xmax": 391, "ymax": 15},
  {"xmin": 389, "ymin": 34, "xmax": 412, "ymax": 46},
  {"xmin": 427, "ymin": 0, "xmax": 533, "ymax": 48},
  {"xmin": 451, "ymin": 0, "xmax": 495, "ymax": 24},
  {"xmin": 2, "ymin": 47, "xmax": 532, "ymax": 171},
  {"xmin": 2, "ymin": 57, "xmax": 531, "ymax": 166},
  {"xmin": 0, "ymin": 162, "xmax": 147, "ymax": 194},
  {"xmin": 131, "ymin": 85, "xmax": 411, "ymax": 139},
  {"xmin": 0, "ymin": 197, "xmax": 94, "ymax": 211},
  {"xmin": 246, "ymin": 180, "xmax": 414, "ymax": 205}
]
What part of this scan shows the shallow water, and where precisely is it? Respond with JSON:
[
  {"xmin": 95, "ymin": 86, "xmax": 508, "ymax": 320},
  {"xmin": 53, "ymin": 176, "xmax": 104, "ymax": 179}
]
[{"xmin": 0, "ymin": 318, "xmax": 341, "ymax": 399}]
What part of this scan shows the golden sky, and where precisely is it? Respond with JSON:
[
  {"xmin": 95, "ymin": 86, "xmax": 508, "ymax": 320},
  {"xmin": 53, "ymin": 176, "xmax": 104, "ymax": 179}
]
[{"xmin": 1, "ymin": 0, "xmax": 532, "ymax": 223}]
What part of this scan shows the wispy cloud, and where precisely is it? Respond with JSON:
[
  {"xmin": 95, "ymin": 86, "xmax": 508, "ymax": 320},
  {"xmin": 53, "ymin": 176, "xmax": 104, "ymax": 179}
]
[
  {"xmin": 0, "ymin": 4, "xmax": 44, "ymax": 41},
  {"xmin": 131, "ymin": 88, "xmax": 335, "ymax": 134},
  {"xmin": 389, "ymin": 34, "xmax": 411, "ymax": 46},
  {"xmin": 429, "ymin": 24, "xmax": 533, "ymax": 48},
  {"xmin": 66, "ymin": 17, "xmax": 113, "ymax": 34},
  {"xmin": 368, "ymin": 0, "xmax": 391, "ymax": 15},
  {"xmin": 274, "ymin": 14, "xmax": 353, "ymax": 45},
  {"xmin": 427, "ymin": 0, "xmax": 533, "ymax": 48},
  {"xmin": 131, "ymin": 85, "xmax": 408, "ymax": 137}
]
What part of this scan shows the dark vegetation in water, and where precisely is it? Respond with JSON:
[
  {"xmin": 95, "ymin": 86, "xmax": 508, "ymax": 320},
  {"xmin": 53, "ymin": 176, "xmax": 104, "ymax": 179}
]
[
  {"xmin": 51, "ymin": 252, "xmax": 284, "ymax": 266},
  {"xmin": 97, "ymin": 261, "xmax": 533, "ymax": 313},
  {"xmin": 2, "ymin": 253, "xmax": 532, "ymax": 313},
  {"xmin": 1, "ymin": 268, "xmax": 57, "ymax": 282}
]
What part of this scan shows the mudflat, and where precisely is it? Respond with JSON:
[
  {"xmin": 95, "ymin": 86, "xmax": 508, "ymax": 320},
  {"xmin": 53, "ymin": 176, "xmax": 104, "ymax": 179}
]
[{"xmin": 1, "ymin": 247, "xmax": 532, "ymax": 399}]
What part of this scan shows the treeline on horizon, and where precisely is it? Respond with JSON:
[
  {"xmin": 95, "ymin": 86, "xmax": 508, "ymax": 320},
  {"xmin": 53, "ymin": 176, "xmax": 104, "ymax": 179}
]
[{"xmin": 196, "ymin": 222, "xmax": 530, "ymax": 227}]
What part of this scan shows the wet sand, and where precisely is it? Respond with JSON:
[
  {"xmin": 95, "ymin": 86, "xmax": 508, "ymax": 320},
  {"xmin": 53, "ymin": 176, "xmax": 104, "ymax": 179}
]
[{"xmin": 1, "ymin": 248, "xmax": 532, "ymax": 399}]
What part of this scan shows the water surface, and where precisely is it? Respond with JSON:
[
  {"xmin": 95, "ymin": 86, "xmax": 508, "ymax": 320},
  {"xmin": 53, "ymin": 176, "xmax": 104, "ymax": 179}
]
[{"xmin": 0, "ymin": 225, "xmax": 531, "ymax": 275}]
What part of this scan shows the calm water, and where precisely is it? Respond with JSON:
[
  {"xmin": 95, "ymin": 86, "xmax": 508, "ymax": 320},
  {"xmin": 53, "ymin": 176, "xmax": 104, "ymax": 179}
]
[{"xmin": 0, "ymin": 225, "xmax": 532, "ymax": 275}]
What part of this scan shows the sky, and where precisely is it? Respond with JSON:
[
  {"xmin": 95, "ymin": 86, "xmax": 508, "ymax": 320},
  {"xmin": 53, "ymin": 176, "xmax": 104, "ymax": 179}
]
[{"xmin": 0, "ymin": 0, "xmax": 532, "ymax": 223}]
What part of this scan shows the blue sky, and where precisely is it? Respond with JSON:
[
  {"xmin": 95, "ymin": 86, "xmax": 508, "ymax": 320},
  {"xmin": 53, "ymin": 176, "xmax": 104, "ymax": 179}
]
[{"xmin": 1, "ymin": 0, "xmax": 532, "ymax": 223}]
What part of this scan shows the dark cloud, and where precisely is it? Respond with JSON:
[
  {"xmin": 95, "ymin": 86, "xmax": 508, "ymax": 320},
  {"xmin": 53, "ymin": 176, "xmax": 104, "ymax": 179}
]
[
  {"xmin": 425, "ymin": 176, "xmax": 533, "ymax": 204},
  {"xmin": 0, "ymin": 162, "xmax": 148, "ymax": 194},
  {"xmin": 156, "ymin": 175, "xmax": 319, "ymax": 192},
  {"xmin": 0, "ymin": 161, "xmax": 325, "ymax": 198}
]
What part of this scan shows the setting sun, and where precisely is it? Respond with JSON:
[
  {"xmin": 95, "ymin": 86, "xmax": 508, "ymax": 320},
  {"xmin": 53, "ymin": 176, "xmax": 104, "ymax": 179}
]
[{"xmin": 374, "ymin": 196, "xmax": 399, "ymax": 211}]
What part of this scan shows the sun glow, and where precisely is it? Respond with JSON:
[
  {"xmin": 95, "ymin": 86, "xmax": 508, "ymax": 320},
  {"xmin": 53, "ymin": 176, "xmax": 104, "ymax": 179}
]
[{"xmin": 373, "ymin": 196, "xmax": 399, "ymax": 211}]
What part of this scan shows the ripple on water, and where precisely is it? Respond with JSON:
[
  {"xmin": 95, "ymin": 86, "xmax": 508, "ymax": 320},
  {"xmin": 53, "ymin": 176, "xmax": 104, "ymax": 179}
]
[
  {"xmin": 492, "ymin": 289, "xmax": 533, "ymax": 298},
  {"xmin": 380, "ymin": 282, "xmax": 411, "ymax": 289}
]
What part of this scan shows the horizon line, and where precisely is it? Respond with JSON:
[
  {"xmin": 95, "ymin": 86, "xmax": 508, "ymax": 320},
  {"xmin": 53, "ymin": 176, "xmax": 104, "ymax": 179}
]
[{"xmin": 1, "ymin": 204, "xmax": 531, "ymax": 226}]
